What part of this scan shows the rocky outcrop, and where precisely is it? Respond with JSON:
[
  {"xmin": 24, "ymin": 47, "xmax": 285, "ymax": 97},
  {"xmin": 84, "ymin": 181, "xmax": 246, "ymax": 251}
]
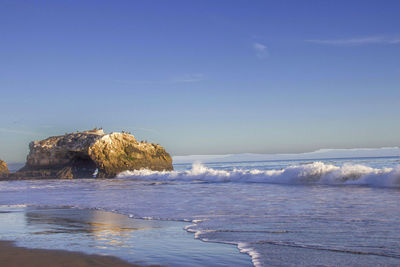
[
  {"xmin": 10, "ymin": 129, "xmax": 173, "ymax": 179},
  {"xmin": 88, "ymin": 132, "xmax": 173, "ymax": 178},
  {"xmin": 0, "ymin": 160, "xmax": 9, "ymax": 176}
]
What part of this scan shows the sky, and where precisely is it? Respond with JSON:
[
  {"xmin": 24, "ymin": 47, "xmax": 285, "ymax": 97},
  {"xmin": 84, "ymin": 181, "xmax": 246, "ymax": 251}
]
[{"xmin": 0, "ymin": 0, "xmax": 399, "ymax": 163}]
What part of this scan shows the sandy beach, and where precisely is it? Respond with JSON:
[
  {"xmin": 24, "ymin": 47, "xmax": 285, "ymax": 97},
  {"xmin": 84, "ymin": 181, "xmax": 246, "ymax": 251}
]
[{"xmin": 0, "ymin": 240, "xmax": 144, "ymax": 267}]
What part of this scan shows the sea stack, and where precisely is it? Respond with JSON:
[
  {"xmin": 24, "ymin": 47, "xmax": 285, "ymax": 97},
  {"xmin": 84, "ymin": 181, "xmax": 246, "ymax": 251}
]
[
  {"xmin": 0, "ymin": 160, "xmax": 9, "ymax": 177},
  {"xmin": 14, "ymin": 129, "xmax": 173, "ymax": 179}
]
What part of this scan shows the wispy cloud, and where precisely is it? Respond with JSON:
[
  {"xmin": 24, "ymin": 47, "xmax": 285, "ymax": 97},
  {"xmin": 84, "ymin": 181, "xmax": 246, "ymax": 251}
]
[
  {"xmin": 170, "ymin": 73, "xmax": 205, "ymax": 83},
  {"xmin": 306, "ymin": 36, "xmax": 400, "ymax": 46},
  {"xmin": 253, "ymin": 42, "xmax": 269, "ymax": 59},
  {"xmin": 114, "ymin": 79, "xmax": 163, "ymax": 85},
  {"xmin": 0, "ymin": 128, "xmax": 38, "ymax": 135},
  {"xmin": 115, "ymin": 73, "xmax": 205, "ymax": 85}
]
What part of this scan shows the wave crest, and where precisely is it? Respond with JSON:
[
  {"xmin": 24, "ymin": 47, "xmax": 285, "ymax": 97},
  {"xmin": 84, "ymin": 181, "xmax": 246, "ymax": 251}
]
[{"xmin": 117, "ymin": 162, "xmax": 400, "ymax": 188}]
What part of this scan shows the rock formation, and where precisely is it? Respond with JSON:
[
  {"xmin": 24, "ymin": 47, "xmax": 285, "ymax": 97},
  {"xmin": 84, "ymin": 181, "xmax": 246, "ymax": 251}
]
[
  {"xmin": 8, "ymin": 129, "xmax": 173, "ymax": 179},
  {"xmin": 0, "ymin": 160, "xmax": 9, "ymax": 176}
]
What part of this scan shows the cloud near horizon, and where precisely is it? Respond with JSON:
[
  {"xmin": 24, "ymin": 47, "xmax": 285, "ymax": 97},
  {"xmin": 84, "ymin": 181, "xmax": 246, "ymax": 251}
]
[{"xmin": 306, "ymin": 36, "xmax": 400, "ymax": 46}]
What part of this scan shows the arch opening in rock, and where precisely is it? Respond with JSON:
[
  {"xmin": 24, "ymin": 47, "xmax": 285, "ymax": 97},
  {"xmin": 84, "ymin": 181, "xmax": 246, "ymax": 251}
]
[{"xmin": 59, "ymin": 151, "xmax": 98, "ymax": 178}]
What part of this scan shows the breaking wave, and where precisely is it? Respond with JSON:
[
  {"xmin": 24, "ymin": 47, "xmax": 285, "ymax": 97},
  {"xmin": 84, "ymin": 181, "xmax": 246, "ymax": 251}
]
[{"xmin": 117, "ymin": 162, "xmax": 400, "ymax": 188}]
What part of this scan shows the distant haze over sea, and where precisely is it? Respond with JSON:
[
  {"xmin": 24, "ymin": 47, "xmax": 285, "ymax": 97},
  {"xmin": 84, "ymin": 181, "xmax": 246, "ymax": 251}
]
[
  {"xmin": 173, "ymin": 147, "xmax": 400, "ymax": 163},
  {"xmin": 7, "ymin": 147, "xmax": 400, "ymax": 169}
]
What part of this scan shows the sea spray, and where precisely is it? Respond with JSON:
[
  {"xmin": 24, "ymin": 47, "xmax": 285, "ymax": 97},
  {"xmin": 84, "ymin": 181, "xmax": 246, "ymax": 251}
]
[{"xmin": 118, "ymin": 161, "xmax": 400, "ymax": 188}]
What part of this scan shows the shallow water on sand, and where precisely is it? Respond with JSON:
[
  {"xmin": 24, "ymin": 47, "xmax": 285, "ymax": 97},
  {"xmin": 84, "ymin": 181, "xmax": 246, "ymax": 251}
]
[
  {"xmin": 1, "ymin": 157, "xmax": 400, "ymax": 266},
  {"xmin": 0, "ymin": 206, "xmax": 251, "ymax": 267}
]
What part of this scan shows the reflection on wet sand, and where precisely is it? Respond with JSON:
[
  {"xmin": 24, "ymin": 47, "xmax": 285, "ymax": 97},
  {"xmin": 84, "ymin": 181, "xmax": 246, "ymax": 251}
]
[
  {"xmin": 25, "ymin": 208, "xmax": 157, "ymax": 249},
  {"xmin": 0, "ymin": 206, "xmax": 252, "ymax": 267}
]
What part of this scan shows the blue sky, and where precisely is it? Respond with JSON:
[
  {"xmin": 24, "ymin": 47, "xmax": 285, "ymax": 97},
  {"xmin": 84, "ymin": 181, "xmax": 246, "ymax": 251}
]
[{"xmin": 0, "ymin": 0, "xmax": 399, "ymax": 162}]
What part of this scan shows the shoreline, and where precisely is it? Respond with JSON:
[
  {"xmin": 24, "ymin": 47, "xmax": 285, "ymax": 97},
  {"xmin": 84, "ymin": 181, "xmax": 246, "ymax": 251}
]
[
  {"xmin": 0, "ymin": 240, "xmax": 146, "ymax": 267},
  {"xmin": 0, "ymin": 206, "xmax": 252, "ymax": 267}
]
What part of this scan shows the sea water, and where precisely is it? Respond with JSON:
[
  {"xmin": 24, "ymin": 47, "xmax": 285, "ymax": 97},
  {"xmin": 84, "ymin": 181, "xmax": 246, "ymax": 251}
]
[
  {"xmin": 0, "ymin": 157, "xmax": 400, "ymax": 266},
  {"xmin": 0, "ymin": 206, "xmax": 251, "ymax": 267}
]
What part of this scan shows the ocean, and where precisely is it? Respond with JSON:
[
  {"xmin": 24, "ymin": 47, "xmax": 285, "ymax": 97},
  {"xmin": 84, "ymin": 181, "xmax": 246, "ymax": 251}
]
[{"xmin": 1, "ymin": 156, "xmax": 400, "ymax": 266}]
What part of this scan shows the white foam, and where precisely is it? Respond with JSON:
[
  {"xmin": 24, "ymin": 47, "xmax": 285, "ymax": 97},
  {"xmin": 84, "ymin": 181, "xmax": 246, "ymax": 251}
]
[
  {"xmin": 238, "ymin": 242, "xmax": 263, "ymax": 267},
  {"xmin": 117, "ymin": 162, "xmax": 400, "ymax": 188},
  {"xmin": 192, "ymin": 219, "xmax": 208, "ymax": 223}
]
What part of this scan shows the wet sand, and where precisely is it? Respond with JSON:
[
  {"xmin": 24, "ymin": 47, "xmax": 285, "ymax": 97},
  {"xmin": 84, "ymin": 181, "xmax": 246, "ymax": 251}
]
[
  {"xmin": 0, "ymin": 240, "xmax": 144, "ymax": 267},
  {"xmin": 0, "ymin": 206, "xmax": 252, "ymax": 267}
]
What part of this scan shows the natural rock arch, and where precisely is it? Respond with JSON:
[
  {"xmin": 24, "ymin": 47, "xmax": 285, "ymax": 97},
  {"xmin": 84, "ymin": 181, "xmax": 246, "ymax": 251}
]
[{"xmin": 9, "ymin": 129, "xmax": 173, "ymax": 179}]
